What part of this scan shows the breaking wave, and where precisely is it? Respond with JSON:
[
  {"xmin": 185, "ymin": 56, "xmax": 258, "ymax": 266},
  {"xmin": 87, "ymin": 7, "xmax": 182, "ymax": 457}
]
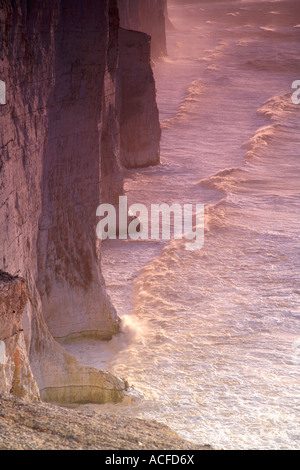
[
  {"xmin": 243, "ymin": 92, "xmax": 300, "ymax": 159},
  {"xmin": 242, "ymin": 124, "xmax": 280, "ymax": 159},
  {"xmin": 198, "ymin": 167, "xmax": 246, "ymax": 193},
  {"xmin": 257, "ymin": 93, "xmax": 299, "ymax": 120},
  {"xmin": 161, "ymin": 79, "xmax": 206, "ymax": 129}
]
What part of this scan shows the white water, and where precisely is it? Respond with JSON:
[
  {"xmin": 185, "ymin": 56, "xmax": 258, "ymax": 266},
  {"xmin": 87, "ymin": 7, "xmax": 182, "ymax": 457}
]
[{"xmin": 65, "ymin": 0, "xmax": 300, "ymax": 449}]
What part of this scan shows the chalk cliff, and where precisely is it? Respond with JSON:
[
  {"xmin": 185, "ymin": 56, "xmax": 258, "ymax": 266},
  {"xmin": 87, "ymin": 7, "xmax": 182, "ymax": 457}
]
[
  {"xmin": 118, "ymin": 28, "xmax": 161, "ymax": 168},
  {"xmin": 117, "ymin": 0, "xmax": 167, "ymax": 59},
  {"xmin": 0, "ymin": 272, "xmax": 39, "ymax": 400},
  {"xmin": 35, "ymin": 0, "xmax": 121, "ymax": 342},
  {"xmin": 0, "ymin": 0, "xmax": 165, "ymax": 402},
  {"xmin": 0, "ymin": 0, "xmax": 125, "ymax": 403}
]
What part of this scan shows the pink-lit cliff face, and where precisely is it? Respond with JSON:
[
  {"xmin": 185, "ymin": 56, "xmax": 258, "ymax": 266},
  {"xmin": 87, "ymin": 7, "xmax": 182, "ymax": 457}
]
[
  {"xmin": 0, "ymin": 0, "xmax": 165, "ymax": 403},
  {"xmin": 117, "ymin": 0, "xmax": 168, "ymax": 59},
  {"xmin": 0, "ymin": 0, "xmax": 125, "ymax": 403}
]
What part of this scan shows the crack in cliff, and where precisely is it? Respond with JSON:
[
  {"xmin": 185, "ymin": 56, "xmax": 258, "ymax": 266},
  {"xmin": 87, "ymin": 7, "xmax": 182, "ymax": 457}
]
[
  {"xmin": 0, "ymin": 139, "xmax": 14, "ymax": 150},
  {"xmin": 1, "ymin": 329, "xmax": 24, "ymax": 342}
]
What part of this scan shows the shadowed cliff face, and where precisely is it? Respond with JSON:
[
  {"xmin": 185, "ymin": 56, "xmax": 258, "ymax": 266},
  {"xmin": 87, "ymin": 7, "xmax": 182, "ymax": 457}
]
[
  {"xmin": 0, "ymin": 0, "xmax": 164, "ymax": 402},
  {"xmin": 101, "ymin": 0, "xmax": 124, "ymax": 206},
  {"xmin": 117, "ymin": 0, "xmax": 167, "ymax": 59},
  {"xmin": 118, "ymin": 28, "xmax": 161, "ymax": 169}
]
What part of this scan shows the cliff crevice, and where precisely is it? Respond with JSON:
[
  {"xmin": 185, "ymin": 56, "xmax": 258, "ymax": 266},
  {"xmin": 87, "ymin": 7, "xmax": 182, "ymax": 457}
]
[{"xmin": 0, "ymin": 271, "xmax": 40, "ymax": 400}]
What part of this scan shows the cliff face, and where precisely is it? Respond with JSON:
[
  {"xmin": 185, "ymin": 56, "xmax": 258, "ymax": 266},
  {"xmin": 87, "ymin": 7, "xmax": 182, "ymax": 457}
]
[
  {"xmin": 0, "ymin": 0, "xmax": 165, "ymax": 403},
  {"xmin": 0, "ymin": 0, "xmax": 124, "ymax": 403},
  {"xmin": 0, "ymin": 273, "xmax": 39, "ymax": 400},
  {"xmin": 101, "ymin": 0, "xmax": 124, "ymax": 206},
  {"xmin": 117, "ymin": 0, "xmax": 165, "ymax": 168},
  {"xmin": 35, "ymin": 0, "xmax": 121, "ymax": 341},
  {"xmin": 117, "ymin": 0, "xmax": 167, "ymax": 59},
  {"xmin": 118, "ymin": 29, "xmax": 161, "ymax": 169}
]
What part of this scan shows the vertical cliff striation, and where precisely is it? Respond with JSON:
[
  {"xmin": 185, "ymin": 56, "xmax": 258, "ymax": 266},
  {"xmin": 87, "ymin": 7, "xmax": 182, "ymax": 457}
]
[
  {"xmin": 36, "ymin": 0, "xmax": 121, "ymax": 342},
  {"xmin": 117, "ymin": 0, "xmax": 167, "ymax": 59},
  {"xmin": 0, "ymin": 0, "xmax": 166, "ymax": 402},
  {"xmin": 0, "ymin": 0, "xmax": 124, "ymax": 403},
  {"xmin": 101, "ymin": 0, "xmax": 124, "ymax": 206}
]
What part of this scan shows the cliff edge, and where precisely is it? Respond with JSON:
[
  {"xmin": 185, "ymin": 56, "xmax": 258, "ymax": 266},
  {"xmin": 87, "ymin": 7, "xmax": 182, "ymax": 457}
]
[{"xmin": 117, "ymin": 0, "xmax": 168, "ymax": 59}]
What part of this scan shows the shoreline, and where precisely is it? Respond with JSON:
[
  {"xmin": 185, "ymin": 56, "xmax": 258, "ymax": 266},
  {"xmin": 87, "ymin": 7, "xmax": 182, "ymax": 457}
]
[{"xmin": 0, "ymin": 394, "xmax": 212, "ymax": 450}]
